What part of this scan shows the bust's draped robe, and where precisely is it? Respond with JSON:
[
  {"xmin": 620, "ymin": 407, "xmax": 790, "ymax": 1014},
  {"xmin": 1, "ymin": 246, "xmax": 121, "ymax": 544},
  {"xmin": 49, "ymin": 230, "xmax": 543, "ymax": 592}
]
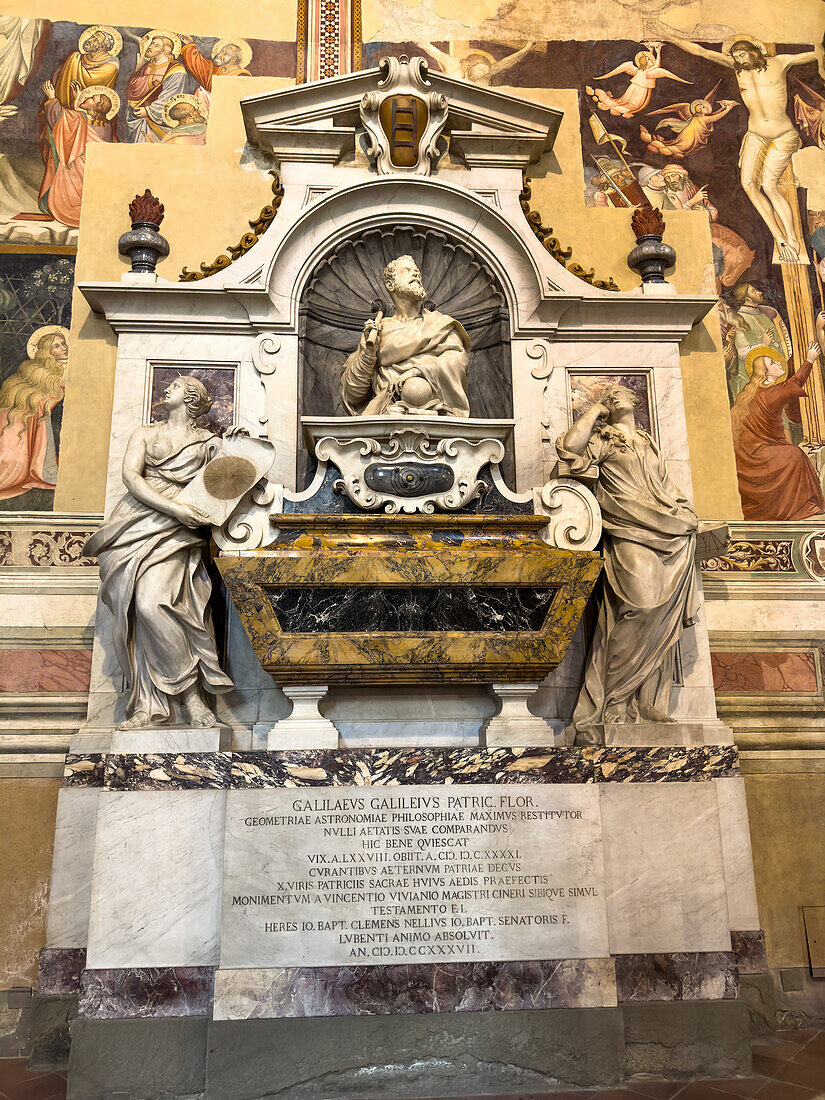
[
  {"xmin": 85, "ymin": 437, "xmax": 233, "ymax": 723},
  {"xmin": 341, "ymin": 310, "xmax": 470, "ymax": 416},
  {"xmin": 556, "ymin": 428, "xmax": 699, "ymax": 738}
]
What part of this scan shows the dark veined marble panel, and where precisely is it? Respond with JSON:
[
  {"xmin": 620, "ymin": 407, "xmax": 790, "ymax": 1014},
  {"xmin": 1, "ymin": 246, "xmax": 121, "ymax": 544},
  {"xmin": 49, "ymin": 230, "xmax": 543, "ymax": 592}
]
[
  {"xmin": 614, "ymin": 952, "xmax": 738, "ymax": 1002},
  {"xmin": 66, "ymin": 747, "xmax": 738, "ymax": 792},
  {"xmin": 38, "ymin": 947, "xmax": 87, "ymax": 995},
  {"xmin": 104, "ymin": 752, "xmax": 232, "ymax": 790},
  {"xmin": 363, "ymin": 462, "xmax": 453, "ymax": 496},
  {"xmin": 229, "ymin": 745, "xmax": 738, "ymax": 789},
  {"xmin": 731, "ymin": 929, "xmax": 768, "ymax": 975},
  {"xmin": 63, "ymin": 753, "xmax": 105, "ymax": 787},
  {"xmin": 266, "ymin": 584, "xmax": 557, "ymax": 633},
  {"xmin": 78, "ymin": 966, "xmax": 215, "ymax": 1019},
  {"xmin": 213, "ymin": 957, "xmax": 616, "ymax": 1019}
]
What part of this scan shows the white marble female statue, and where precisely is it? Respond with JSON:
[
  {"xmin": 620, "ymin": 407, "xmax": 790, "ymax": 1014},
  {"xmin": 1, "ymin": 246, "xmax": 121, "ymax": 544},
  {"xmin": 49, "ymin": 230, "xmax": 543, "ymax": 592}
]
[
  {"xmin": 85, "ymin": 376, "xmax": 236, "ymax": 730},
  {"xmin": 341, "ymin": 255, "xmax": 471, "ymax": 416},
  {"xmin": 556, "ymin": 383, "xmax": 699, "ymax": 743}
]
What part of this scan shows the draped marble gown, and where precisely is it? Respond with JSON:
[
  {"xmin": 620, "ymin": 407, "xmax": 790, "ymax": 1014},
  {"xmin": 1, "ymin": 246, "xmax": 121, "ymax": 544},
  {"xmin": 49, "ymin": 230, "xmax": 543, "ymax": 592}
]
[
  {"xmin": 85, "ymin": 437, "xmax": 233, "ymax": 724},
  {"xmin": 556, "ymin": 427, "xmax": 699, "ymax": 740}
]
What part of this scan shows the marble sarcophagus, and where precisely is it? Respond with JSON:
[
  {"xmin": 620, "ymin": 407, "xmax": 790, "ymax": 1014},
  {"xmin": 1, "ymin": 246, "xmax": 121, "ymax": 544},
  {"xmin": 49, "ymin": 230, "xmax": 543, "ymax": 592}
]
[
  {"xmin": 217, "ymin": 509, "xmax": 601, "ymax": 684},
  {"xmin": 217, "ymin": 417, "xmax": 601, "ymax": 686}
]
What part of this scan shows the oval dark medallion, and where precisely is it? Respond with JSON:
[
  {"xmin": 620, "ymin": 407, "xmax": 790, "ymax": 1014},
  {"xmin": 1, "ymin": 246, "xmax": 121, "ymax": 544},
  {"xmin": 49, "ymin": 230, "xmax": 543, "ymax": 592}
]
[{"xmin": 364, "ymin": 462, "xmax": 454, "ymax": 497}]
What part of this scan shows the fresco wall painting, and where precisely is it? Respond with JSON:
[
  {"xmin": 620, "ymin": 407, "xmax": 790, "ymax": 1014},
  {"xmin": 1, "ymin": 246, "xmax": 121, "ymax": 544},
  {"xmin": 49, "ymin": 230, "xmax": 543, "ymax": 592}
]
[
  {"xmin": 0, "ymin": 12, "xmax": 824, "ymax": 522},
  {"xmin": 0, "ymin": 17, "xmax": 294, "ymax": 511}
]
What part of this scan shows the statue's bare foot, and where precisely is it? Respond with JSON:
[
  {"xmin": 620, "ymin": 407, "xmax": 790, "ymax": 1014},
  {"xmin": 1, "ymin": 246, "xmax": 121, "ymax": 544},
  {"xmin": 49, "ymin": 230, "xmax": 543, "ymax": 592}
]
[
  {"xmin": 116, "ymin": 711, "xmax": 151, "ymax": 731},
  {"xmin": 777, "ymin": 239, "xmax": 800, "ymax": 263},
  {"xmin": 639, "ymin": 706, "xmax": 675, "ymax": 723},
  {"xmin": 182, "ymin": 690, "xmax": 216, "ymax": 728},
  {"xmin": 603, "ymin": 705, "xmax": 626, "ymax": 724}
]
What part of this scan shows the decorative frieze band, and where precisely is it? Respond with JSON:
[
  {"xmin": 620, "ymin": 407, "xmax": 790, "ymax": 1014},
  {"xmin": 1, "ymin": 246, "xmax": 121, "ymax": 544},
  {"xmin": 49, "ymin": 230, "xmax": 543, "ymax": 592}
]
[{"xmin": 64, "ymin": 746, "xmax": 739, "ymax": 790}]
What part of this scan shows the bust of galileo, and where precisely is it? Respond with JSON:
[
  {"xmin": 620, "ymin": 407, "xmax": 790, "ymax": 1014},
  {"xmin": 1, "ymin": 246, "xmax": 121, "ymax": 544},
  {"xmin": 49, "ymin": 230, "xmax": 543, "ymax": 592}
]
[{"xmin": 340, "ymin": 255, "xmax": 471, "ymax": 417}]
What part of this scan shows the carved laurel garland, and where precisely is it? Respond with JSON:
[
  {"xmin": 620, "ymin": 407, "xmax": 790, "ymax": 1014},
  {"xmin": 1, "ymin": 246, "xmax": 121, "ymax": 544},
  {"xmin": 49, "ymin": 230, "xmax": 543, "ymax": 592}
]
[
  {"xmin": 519, "ymin": 174, "xmax": 619, "ymax": 293},
  {"xmin": 179, "ymin": 171, "xmax": 285, "ymax": 281}
]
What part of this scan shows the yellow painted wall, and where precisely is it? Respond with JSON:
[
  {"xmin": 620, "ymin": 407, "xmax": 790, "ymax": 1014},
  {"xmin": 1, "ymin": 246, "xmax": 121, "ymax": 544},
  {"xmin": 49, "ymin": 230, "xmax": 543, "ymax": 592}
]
[
  {"xmin": 0, "ymin": 780, "xmax": 60, "ymax": 987},
  {"xmin": 2, "ymin": 0, "xmax": 298, "ymax": 40},
  {"xmin": 745, "ymin": 772, "xmax": 825, "ymax": 968}
]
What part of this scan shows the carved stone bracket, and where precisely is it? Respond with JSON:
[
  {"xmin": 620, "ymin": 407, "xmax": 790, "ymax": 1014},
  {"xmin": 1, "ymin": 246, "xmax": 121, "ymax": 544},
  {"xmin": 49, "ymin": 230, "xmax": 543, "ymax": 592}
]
[
  {"xmin": 249, "ymin": 332, "xmax": 281, "ymax": 442},
  {"xmin": 360, "ymin": 55, "xmax": 448, "ymax": 176},
  {"xmin": 316, "ymin": 428, "xmax": 505, "ymax": 513},
  {"xmin": 526, "ymin": 339, "xmax": 553, "ymax": 435},
  {"xmin": 538, "ymin": 477, "xmax": 602, "ymax": 551}
]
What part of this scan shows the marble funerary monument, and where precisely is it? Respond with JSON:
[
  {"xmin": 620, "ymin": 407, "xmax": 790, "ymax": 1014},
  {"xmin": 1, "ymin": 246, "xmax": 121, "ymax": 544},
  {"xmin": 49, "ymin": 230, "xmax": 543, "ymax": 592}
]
[{"xmin": 40, "ymin": 57, "xmax": 762, "ymax": 1097}]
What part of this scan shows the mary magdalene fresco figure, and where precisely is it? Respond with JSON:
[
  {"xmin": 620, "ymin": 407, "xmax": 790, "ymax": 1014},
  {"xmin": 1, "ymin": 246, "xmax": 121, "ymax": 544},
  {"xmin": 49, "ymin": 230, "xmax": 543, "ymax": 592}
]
[
  {"xmin": 85, "ymin": 375, "xmax": 235, "ymax": 729},
  {"xmin": 556, "ymin": 383, "xmax": 699, "ymax": 743}
]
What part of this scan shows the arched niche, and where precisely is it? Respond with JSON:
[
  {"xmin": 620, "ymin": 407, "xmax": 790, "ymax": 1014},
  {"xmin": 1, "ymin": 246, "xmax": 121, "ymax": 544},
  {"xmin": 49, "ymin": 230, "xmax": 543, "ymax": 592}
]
[{"xmin": 297, "ymin": 224, "xmax": 513, "ymax": 484}]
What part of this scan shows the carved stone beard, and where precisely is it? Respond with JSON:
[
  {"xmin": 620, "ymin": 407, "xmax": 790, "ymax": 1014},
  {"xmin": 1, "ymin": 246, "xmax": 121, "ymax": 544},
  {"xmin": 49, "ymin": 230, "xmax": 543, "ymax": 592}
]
[{"xmin": 392, "ymin": 280, "xmax": 427, "ymax": 306}]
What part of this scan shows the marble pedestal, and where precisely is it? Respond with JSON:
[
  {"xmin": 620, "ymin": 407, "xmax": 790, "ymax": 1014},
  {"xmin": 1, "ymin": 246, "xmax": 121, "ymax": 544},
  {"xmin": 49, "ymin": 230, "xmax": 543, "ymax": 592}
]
[
  {"xmin": 483, "ymin": 682, "xmax": 556, "ymax": 746},
  {"xmin": 49, "ymin": 736, "xmax": 764, "ymax": 1099},
  {"xmin": 262, "ymin": 686, "xmax": 339, "ymax": 749}
]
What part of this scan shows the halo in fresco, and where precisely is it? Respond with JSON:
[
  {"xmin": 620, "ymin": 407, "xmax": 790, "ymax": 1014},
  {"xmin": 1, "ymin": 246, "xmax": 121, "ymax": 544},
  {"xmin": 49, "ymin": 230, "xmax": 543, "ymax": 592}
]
[
  {"xmin": 78, "ymin": 24, "xmax": 123, "ymax": 56},
  {"xmin": 745, "ymin": 345, "xmax": 787, "ymax": 382},
  {"xmin": 26, "ymin": 325, "xmax": 70, "ymax": 360},
  {"xmin": 75, "ymin": 84, "xmax": 121, "ymax": 120},
  {"xmin": 212, "ymin": 37, "xmax": 253, "ymax": 67},
  {"xmin": 722, "ymin": 33, "xmax": 768, "ymax": 58},
  {"xmin": 139, "ymin": 30, "xmax": 183, "ymax": 58},
  {"xmin": 162, "ymin": 93, "xmax": 207, "ymax": 126}
]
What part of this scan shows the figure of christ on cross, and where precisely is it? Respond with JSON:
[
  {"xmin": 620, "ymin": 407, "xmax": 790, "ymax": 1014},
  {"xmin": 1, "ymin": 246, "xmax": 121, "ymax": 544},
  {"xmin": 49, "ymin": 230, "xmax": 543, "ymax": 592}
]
[{"xmin": 671, "ymin": 36, "xmax": 820, "ymax": 262}]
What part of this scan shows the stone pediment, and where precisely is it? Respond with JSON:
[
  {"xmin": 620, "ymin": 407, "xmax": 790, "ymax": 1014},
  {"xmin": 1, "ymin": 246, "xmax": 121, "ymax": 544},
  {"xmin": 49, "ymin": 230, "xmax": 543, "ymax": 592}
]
[{"xmin": 241, "ymin": 55, "xmax": 563, "ymax": 170}]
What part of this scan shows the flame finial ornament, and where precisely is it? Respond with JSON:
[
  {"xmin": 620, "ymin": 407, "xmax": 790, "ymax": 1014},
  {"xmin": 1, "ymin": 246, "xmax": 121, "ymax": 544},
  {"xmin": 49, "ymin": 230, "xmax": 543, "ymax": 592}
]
[
  {"xmin": 627, "ymin": 203, "xmax": 675, "ymax": 285},
  {"xmin": 118, "ymin": 189, "xmax": 170, "ymax": 274}
]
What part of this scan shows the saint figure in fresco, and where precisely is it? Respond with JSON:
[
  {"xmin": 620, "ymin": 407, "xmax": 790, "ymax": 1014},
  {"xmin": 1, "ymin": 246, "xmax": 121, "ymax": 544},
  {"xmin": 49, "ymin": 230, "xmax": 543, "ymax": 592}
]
[
  {"xmin": 731, "ymin": 323, "xmax": 825, "ymax": 522},
  {"xmin": 794, "ymin": 81, "xmax": 825, "ymax": 149},
  {"xmin": 179, "ymin": 36, "xmax": 252, "ymax": 113},
  {"xmin": 0, "ymin": 325, "xmax": 69, "ymax": 499},
  {"xmin": 0, "ymin": 16, "xmax": 50, "ymax": 118},
  {"xmin": 587, "ymin": 42, "xmax": 691, "ymax": 118},
  {"xmin": 43, "ymin": 24, "xmax": 120, "ymax": 107},
  {"xmin": 639, "ymin": 86, "xmax": 739, "ymax": 158},
  {"xmin": 161, "ymin": 95, "xmax": 207, "ymax": 145},
  {"xmin": 641, "ymin": 164, "xmax": 754, "ymax": 291},
  {"xmin": 671, "ymin": 35, "xmax": 821, "ymax": 262},
  {"xmin": 125, "ymin": 32, "xmax": 188, "ymax": 143},
  {"xmin": 556, "ymin": 384, "xmax": 699, "ymax": 743},
  {"xmin": 719, "ymin": 283, "xmax": 792, "ymax": 403},
  {"xmin": 419, "ymin": 40, "xmax": 537, "ymax": 85},
  {"xmin": 341, "ymin": 255, "xmax": 470, "ymax": 417},
  {"xmin": 38, "ymin": 82, "xmax": 118, "ymax": 227},
  {"xmin": 84, "ymin": 376, "xmax": 239, "ymax": 730}
]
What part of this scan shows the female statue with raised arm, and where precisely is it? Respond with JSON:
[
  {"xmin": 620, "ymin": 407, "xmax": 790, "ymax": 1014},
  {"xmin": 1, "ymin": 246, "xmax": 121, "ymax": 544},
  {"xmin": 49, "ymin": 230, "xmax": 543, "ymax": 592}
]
[
  {"xmin": 85, "ymin": 375, "xmax": 235, "ymax": 730},
  {"xmin": 556, "ymin": 383, "xmax": 699, "ymax": 743}
]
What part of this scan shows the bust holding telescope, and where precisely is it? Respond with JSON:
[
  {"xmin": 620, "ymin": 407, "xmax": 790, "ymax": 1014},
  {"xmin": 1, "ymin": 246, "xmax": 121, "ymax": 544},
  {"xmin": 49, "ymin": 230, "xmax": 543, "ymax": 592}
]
[{"xmin": 341, "ymin": 255, "xmax": 471, "ymax": 417}]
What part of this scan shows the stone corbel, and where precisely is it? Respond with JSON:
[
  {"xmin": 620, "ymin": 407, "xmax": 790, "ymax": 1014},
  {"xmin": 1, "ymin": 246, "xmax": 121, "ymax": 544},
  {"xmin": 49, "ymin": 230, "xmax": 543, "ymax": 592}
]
[
  {"xmin": 526, "ymin": 339, "xmax": 553, "ymax": 438},
  {"xmin": 537, "ymin": 477, "xmax": 602, "ymax": 552},
  {"xmin": 213, "ymin": 333, "xmax": 283, "ymax": 552},
  {"xmin": 249, "ymin": 332, "xmax": 281, "ymax": 446}
]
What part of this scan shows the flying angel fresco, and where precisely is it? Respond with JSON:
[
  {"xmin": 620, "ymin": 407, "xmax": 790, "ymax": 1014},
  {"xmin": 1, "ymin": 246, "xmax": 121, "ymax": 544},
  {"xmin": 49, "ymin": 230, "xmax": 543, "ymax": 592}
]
[
  {"xmin": 586, "ymin": 42, "xmax": 691, "ymax": 118},
  {"xmin": 639, "ymin": 82, "xmax": 739, "ymax": 158}
]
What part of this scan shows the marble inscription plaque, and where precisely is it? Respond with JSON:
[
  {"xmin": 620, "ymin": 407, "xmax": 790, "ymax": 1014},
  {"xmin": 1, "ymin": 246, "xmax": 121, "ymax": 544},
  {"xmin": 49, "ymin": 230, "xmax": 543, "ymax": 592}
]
[{"xmin": 221, "ymin": 785, "xmax": 609, "ymax": 968}]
